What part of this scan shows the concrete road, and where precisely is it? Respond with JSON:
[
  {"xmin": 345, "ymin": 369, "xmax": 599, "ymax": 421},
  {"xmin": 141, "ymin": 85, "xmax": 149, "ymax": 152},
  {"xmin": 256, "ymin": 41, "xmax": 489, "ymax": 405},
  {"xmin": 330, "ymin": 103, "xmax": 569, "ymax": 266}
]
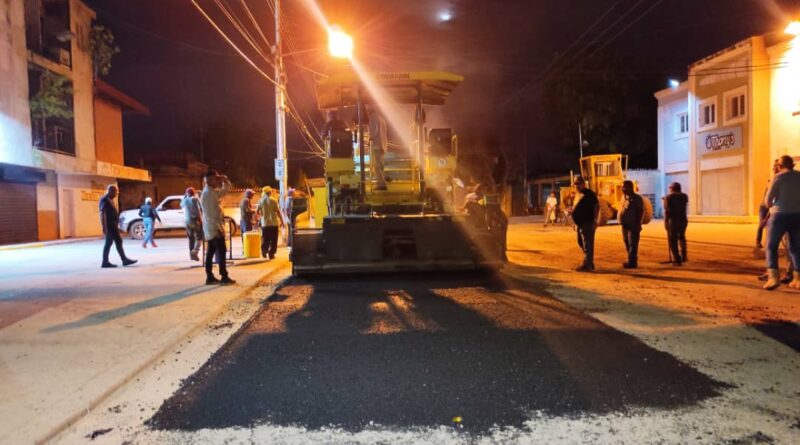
[{"xmin": 0, "ymin": 236, "xmax": 290, "ymax": 444}]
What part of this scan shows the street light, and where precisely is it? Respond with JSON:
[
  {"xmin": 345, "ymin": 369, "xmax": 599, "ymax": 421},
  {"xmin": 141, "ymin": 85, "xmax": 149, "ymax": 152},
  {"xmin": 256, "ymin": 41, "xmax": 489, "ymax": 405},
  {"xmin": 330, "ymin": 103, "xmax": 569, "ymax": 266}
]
[
  {"xmin": 668, "ymin": 79, "xmax": 680, "ymax": 89},
  {"xmin": 328, "ymin": 25, "xmax": 353, "ymax": 59},
  {"xmin": 786, "ymin": 21, "xmax": 800, "ymax": 36}
]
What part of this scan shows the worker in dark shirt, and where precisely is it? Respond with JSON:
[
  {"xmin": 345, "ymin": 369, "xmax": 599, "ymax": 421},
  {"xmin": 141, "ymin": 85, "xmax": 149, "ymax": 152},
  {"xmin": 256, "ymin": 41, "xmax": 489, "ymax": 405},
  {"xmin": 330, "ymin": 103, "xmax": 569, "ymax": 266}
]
[
  {"xmin": 99, "ymin": 185, "xmax": 137, "ymax": 268},
  {"xmin": 618, "ymin": 180, "xmax": 645, "ymax": 269},
  {"xmin": 571, "ymin": 176, "xmax": 599, "ymax": 272},
  {"xmin": 663, "ymin": 182, "xmax": 689, "ymax": 266},
  {"xmin": 321, "ymin": 109, "xmax": 348, "ymax": 140}
]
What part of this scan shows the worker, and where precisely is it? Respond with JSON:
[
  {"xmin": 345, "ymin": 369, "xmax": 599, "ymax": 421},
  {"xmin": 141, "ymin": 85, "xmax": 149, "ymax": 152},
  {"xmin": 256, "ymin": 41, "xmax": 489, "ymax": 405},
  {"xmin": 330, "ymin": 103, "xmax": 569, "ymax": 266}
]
[
  {"xmin": 321, "ymin": 108, "xmax": 348, "ymax": 140},
  {"xmin": 368, "ymin": 107, "xmax": 388, "ymax": 190},
  {"xmin": 544, "ymin": 192, "xmax": 558, "ymax": 227},
  {"xmin": 283, "ymin": 188, "xmax": 295, "ymax": 247},
  {"xmin": 239, "ymin": 189, "xmax": 256, "ymax": 253},
  {"xmin": 571, "ymin": 176, "xmax": 599, "ymax": 272},
  {"xmin": 762, "ymin": 155, "xmax": 800, "ymax": 290},
  {"xmin": 180, "ymin": 187, "xmax": 203, "ymax": 261},
  {"xmin": 138, "ymin": 197, "xmax": 161, "ymax": 248},
  {"xmin": 618, "ymin": 180, "xmax": 644, "ymax": 269},
  {"xmin": 99, "ymin": 185, "xmax": 137, "ymax": 268},
  {"xmin": 257, "ymin": 186, "xmax": 284, "ymax": 260},
  {"xmin": 663, "ymin": 182, "xmax": 688, "ymax": 266},
  {"xmin": 201, "ymin": 169, "xmax": 235, "ymax": 285}
]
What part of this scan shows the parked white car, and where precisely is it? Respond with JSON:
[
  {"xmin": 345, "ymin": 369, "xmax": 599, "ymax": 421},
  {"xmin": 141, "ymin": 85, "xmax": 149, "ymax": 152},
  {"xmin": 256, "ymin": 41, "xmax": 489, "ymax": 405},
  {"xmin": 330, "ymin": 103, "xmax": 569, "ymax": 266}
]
[{"xmin": 119, "ymin": 195, "xmax": 241, "ymax": 240}]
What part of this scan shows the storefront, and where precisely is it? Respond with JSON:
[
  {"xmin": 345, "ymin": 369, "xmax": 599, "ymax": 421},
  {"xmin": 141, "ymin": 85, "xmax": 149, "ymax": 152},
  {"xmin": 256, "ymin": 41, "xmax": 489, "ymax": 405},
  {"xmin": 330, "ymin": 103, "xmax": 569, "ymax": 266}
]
[{"xmin": 656, "ymin": 32, "xmax": 800, "ymax": 218}]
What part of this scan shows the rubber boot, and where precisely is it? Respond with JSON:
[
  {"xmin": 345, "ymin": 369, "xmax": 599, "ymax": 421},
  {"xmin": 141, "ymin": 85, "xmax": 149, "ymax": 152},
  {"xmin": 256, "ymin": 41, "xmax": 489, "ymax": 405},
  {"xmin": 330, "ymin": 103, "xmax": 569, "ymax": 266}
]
[
  {"xmin": 790, "ymin": 275, "xmax": 800, "ymax": 290},
  {"xmin": 763, "ymin": 269, "xmax": 780, "ymax": 290}
]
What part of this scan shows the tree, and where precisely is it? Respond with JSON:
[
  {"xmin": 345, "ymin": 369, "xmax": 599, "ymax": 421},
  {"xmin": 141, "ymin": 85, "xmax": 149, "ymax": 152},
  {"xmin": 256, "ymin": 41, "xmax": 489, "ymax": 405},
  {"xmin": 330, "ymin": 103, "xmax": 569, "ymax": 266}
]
[
  {"xmin": 29, "ymin": 70, "xmax": 73, "ymax": 121},
  {"xmin": 90, "ymin": 25, "xmax": 120, "ymax": 79}
]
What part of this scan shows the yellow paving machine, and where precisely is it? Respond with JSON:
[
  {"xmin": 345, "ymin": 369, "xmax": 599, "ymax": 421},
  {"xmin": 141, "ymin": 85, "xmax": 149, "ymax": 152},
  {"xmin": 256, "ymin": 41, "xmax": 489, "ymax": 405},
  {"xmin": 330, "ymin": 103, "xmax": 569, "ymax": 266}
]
[
  {"xmin": 563, "ymin": 154, "xmax": 653, "ymax": 226},
  {"xmin": 290, "ymin": 71, "xmax": 507, "ymax": 274}
]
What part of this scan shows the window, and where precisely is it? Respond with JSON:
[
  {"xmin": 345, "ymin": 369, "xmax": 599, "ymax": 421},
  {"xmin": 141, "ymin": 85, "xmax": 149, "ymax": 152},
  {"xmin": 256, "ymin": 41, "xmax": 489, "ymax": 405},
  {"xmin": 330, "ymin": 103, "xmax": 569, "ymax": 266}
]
[
  {"xmin": 698, "ymin": 97, "xmax": 717, "ymax": 131},
  {"xmin": 723, "ymin": 86, "xmax": 747, "ymax": 124},
  {"xmin": 28, "ymin": 67, "xmax": 75, "ymax": 155},
  {"xmin": 162, "ymin": 199, "xmax": 182, "ymax": 211},
  {"xmin": 675, "ymin": 112, "xmax": 689, "ymax": 138}
]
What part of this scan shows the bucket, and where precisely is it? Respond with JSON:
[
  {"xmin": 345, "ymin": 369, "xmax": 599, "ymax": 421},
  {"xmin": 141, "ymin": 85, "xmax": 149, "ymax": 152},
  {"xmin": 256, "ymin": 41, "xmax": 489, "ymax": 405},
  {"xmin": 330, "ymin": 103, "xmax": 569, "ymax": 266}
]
[{"xmin": 243, "ymin": 230, "xmax": 262, "ymax": 258}]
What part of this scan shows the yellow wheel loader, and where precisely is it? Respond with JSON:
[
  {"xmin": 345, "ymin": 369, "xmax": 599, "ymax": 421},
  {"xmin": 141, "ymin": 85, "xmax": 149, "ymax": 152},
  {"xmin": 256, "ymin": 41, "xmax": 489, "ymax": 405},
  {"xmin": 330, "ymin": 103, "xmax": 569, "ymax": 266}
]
[
  {"xmin": 289, "ymin": 71, "xmax": 507, "ymax": 274},
  {"xmin": 569, "ymin": 154, "xmax": 653, "ymax": 226}
]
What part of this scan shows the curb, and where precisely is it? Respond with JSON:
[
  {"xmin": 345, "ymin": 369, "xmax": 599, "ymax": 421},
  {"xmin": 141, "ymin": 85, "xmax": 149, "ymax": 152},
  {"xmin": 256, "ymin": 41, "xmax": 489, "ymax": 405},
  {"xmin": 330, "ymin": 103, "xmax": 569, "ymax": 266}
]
[
  {"xmin": 37, "ymin": 260, "xmax": 293, "ymax": 445},
  {"xmin": 0, "ymin": 237, "xmax": 100, "ymax": 252}
]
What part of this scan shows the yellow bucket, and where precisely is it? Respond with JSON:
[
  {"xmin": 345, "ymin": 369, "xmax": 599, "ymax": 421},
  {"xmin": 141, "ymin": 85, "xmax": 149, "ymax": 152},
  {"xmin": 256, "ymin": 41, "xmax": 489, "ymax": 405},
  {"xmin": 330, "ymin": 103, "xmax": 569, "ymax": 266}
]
[{"xmin": 243, "ymin": 230, "xmax": 261, "ymax": 258}]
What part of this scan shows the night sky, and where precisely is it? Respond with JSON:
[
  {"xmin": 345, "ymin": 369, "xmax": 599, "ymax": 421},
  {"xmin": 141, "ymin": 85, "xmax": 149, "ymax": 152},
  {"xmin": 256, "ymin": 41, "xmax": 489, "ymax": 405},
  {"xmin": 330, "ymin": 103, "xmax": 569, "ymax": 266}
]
[{"xmin": 86, "ymin": 0, "xmax": 800, "ymax": 181}]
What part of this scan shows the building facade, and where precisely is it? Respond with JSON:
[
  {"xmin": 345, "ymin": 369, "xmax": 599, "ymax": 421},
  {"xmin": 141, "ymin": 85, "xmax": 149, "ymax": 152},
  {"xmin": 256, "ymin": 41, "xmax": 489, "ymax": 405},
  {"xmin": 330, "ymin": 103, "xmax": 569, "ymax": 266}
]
[
  {"xmin": 656, "ymin": 33, "xmax": 800, "ymax": 218},
  {"xmin": 0, "ymin": 0, "xmax": 149, "ymax": 244}
]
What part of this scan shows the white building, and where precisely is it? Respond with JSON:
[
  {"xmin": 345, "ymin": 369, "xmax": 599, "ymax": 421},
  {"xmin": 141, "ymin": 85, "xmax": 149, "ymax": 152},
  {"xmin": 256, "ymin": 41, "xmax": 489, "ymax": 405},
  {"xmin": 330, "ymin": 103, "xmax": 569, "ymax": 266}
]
[
  {"xmin": 656, "ymin": 32, "xmax": 800, "ymax": 218},
  {"xmin": 0, "ymin": 0, "xmax": 150, "ymax": 244}
]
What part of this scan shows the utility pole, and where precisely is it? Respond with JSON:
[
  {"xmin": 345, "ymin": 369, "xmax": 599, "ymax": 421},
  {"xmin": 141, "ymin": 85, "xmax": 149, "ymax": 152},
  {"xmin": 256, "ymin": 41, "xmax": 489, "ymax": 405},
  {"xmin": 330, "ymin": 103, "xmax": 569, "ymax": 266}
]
[
  {"xmin": 274, "ymin": 0, "xmax": 288, "ymax": 201},
  {"xmin": 578, "ymin": 123, "xmax": 584, "ymax": 159}
]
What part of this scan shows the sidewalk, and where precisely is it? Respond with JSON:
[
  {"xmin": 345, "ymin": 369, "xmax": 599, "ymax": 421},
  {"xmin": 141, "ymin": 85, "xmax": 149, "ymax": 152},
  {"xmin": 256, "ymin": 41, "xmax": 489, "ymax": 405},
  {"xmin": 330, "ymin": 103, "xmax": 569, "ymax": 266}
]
[{"xmin": 0, "ymin": 236, "xmax": 291, "ymax": 444}]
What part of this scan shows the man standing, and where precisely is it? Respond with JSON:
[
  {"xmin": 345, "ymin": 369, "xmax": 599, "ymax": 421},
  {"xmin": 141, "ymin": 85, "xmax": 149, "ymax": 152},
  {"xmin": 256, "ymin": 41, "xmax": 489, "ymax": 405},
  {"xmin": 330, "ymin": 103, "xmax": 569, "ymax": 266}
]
[
  {"xmin": 544, "ymin": 192, "xmax": 558, "ymax": 226},
  {"xmin": 138, "ymin": 197, "xmax": 161, "ymax": 248},
  {"xmin": 257, "ymin": 186, "xmax": 284, "ymax": 259},
  {"xmin": 99, "ymin": 185, "xmax": 137, "ymax": 268},
  {"xmin": 763, "ymin": 155, "xmax": 800, "ymax": 290},
  {"xmin": 756, "ymin": 161, "xmax": 780, "ymax": 249},
  {"xmin": 283, "ymin": 188, "xmax": 295, "ymax": 248},
  {"xmin": 663, "ymin": 182, "xmax": 688, "ymax": 266},
  {"xmin": 618, "ymin": 180, "xmax": 645, "ymax": 269},
  {"xmin": 368, "ymin": 107, "xmax": 388, "ymax": 190},
  {"xmin": 180, "ymin": 187, "xmax": 203, "ymax": 261},
  {"xmin": 200, "ymin": 170, "xmax": 235, "ymax": 285},
  {"xmin": 239, "ymin": 188, "xmax": 255, "ymax": 253},
  {"xmin": 571, "ymin": 177, "xmax": 599, "ymax": 271}
]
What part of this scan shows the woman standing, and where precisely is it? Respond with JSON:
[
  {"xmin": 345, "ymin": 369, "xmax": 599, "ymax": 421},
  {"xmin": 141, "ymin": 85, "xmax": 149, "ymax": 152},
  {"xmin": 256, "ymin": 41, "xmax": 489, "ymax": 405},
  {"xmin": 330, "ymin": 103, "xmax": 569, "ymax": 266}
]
[{"xmin": 139, "ymin": 197, "xmax": 161, "ymax": 248}]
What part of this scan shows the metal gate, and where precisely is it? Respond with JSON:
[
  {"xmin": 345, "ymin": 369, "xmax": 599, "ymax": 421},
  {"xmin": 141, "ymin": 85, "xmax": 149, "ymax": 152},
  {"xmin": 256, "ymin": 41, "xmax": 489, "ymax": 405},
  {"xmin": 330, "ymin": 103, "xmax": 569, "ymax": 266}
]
[{"xmin": 0, "ymin": 181, "xmax": 38, "ymax": 244}]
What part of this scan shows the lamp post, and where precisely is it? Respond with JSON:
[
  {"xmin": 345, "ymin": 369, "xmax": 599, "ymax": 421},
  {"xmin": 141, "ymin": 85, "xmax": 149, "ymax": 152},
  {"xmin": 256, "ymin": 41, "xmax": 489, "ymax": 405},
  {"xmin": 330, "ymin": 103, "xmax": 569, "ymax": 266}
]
[{"xmin": 274, "ymin": 0, "xmax": 287, "ymax": 204}]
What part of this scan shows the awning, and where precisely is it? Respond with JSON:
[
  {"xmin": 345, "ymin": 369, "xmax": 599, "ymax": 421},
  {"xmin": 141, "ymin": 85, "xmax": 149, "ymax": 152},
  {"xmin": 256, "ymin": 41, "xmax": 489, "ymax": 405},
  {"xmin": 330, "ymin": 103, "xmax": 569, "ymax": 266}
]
[{"xmin": 315, "ymin": 71, "xmax": 464, "ymax": 109}]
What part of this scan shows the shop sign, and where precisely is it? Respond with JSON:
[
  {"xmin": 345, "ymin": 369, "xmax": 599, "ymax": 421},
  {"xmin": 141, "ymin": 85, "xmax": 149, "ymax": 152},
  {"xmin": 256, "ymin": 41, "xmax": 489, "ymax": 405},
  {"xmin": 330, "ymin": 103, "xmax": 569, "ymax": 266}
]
[
  {"xmin": 699, "ymin": 126, "xmax": 742, "ymax": 153},
  {"xmin": 81, "ymin": 190, "xmax": 104, "ymax": 201}
]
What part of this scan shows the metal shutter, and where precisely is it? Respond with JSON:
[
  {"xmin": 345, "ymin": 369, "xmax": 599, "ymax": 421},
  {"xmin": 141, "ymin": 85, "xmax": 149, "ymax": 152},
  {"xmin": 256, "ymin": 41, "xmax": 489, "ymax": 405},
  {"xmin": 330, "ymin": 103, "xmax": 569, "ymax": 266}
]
[{"xmin": 0, "ymin": 181, "xmax": 38, "ymax": 244}]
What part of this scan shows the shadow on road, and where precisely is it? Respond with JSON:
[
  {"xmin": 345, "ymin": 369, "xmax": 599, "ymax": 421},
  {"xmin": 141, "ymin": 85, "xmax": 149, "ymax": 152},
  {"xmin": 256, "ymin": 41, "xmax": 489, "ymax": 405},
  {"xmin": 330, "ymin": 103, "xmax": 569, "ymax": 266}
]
[
  {"xmin": 41, "ymin": 286, "xmax": 213, "ymax": 333},
  {"xmin": 149, "ymin": 273, "xmax": 727, "ymax": 433}
]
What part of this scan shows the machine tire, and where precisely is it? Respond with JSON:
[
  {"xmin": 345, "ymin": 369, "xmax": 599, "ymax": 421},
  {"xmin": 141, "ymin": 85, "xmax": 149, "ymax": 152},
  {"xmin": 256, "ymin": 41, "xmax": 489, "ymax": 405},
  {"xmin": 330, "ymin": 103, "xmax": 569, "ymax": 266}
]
[
  {"xmin": 642, "ymin": 197, "xmax": 654, "ymax": 225},
  {"xmin": 597, "ymin": 200, "xmax": 614, "ymax": 226},
  {"xmin": 128, "ymin": 220, "xmax": 145, "ymax": 240}
]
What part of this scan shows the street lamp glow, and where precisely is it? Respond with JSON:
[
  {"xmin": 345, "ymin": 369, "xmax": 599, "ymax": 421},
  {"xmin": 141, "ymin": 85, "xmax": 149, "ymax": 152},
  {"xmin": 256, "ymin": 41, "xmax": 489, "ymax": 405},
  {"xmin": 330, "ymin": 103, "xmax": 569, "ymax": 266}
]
[
  {"xmin": 668, "ymin": 79, "xmax": 680, "ymax": 89},
  {"xmin": 786, "ymin": 21, "xmax": 800, "ymax": 36},
  {"xmin": 438, "ymin": 10, "xmax": 453, "ymax": 22},
  {"xmin": 328, "ymin": 26, "xmax": 353, "ymax": 59}
]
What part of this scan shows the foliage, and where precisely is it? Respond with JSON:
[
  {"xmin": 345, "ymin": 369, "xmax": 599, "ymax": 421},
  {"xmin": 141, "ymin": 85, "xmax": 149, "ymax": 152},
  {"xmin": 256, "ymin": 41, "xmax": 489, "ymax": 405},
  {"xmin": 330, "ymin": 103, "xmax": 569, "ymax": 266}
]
[
  {"xmin": 197, "ymin": 120, "xmax": 274, "ymax": 186},
  {"xmin": 541, "ymin": 63, "xmax": 657, "ymax": 169},
  {"xmin": 90, "ymin": 25, "xmax": 120, "ymax": 78},
  {"xmin": 29, "ymin": 70, "xmax": 73, "ymax": 120}
]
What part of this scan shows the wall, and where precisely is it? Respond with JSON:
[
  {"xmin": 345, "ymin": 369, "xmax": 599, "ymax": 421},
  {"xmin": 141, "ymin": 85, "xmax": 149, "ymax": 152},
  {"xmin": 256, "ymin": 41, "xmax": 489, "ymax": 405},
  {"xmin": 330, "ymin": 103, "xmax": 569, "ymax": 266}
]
[
  {"xmin": 68, "ymin": 0, "xmax": 96, "ymax": 165},
  {"xmin": 58, "ymin": 174, "xmax": 113, "ymax": 237},
  {"xmin": 36, "ymin": 173, "xmax": 59, "ymax": 240},
  {"xmin": 0, "ymin": 0, "xmax": 34, "ymax": 167},
  {"xmin": 769, "ymin": 37, "xmax": 800, "ymax": 162},
  {"xmin": 93, "ymin": 97, "xmax": 124, "ymax": 165}
]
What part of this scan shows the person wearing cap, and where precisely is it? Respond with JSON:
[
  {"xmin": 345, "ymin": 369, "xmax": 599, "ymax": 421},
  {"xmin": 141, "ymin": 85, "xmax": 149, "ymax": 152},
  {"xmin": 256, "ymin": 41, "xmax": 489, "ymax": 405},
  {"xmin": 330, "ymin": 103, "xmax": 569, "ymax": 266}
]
[
  {"xmin": 257, "ymin": 186, "xmax": 284, "ymax": 259},
  {"xmin": 663, "ymin": 182, "xmax": 688, "ymax": 266},
  {"xmin": 571, "ymin": 176, "xmax": 599, "ymax": 271},
  {"xmin": 138, "ymin": 197, "xmax": 162, "ymax": 248},
  {"xmin": 618, "ymin": 180, "xmax": 645, "ymax": 269},
  {"xmin": 201, "ymin": 170, "xmax": 235, "ymax": 285},
  {"xmin": 181, "ymin": 187, "xmax": 203, "ymax": 261},
  {"xmin": 239, "ymin": 189, "xmax": 256, "ymax": 252},
  {"xmin": 762, "ymin": 155, "xmax": 800, "ymax": 290}
]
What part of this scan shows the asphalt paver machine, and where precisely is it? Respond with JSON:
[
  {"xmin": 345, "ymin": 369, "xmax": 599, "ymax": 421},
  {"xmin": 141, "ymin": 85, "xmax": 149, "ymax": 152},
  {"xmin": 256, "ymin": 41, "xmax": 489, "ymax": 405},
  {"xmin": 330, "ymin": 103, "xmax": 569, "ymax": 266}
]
[{"xmin": 290, "ymin": 71, "xmax": 507, "ymax": 274}]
